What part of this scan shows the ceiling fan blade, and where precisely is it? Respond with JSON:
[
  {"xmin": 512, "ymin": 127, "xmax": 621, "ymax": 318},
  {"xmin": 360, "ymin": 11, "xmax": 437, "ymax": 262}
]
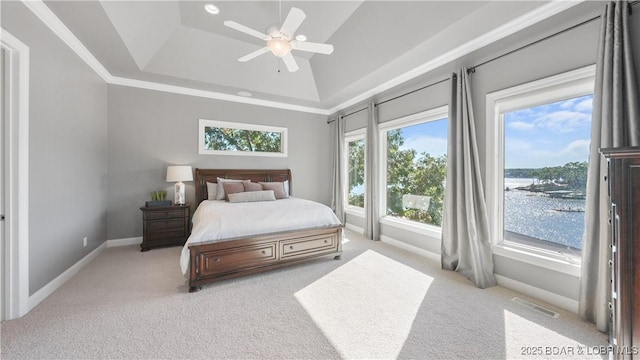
[
  {"xmin": 238, "ymin": 47, "xmax": 270, "ymax": 62},
  {"xmin": 291, "ymin": 41, "xmax": 334, "ymax": 55},
  {"xmin": 279, "ymin": 7, "xmax": 306, "ymax": 39},
  {"xmin": 282, "ymin": 53, "xmax": 299, "ymax": 72},
  {"xmin": 224, "ymin": 21, "xmax": 270, "ymax": 41}
]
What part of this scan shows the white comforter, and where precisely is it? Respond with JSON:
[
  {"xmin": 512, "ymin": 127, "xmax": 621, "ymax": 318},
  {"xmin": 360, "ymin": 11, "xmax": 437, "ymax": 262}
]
[{"xmin": 180, "ymin": 198, "xmax": 341, "ymax": 274}]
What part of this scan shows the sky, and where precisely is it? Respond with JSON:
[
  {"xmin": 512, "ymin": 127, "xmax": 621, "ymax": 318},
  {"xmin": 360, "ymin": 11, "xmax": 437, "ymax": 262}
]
[
  {"xmin": 504, "ymin": 94, "xmax": 592, "ymax": 169},
  {"xmin": 399, "ymin": 118, "xmax": 448, "ymax": 157},
  {"xmin": 397, "ymin": 94, "xmax": 593, "ymax": 169}
]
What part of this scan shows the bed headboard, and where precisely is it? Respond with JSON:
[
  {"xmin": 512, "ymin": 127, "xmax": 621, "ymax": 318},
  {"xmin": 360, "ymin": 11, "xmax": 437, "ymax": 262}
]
[{"xmin": 194, "ymin": 168, "xmax": 292, "ymax": 205}]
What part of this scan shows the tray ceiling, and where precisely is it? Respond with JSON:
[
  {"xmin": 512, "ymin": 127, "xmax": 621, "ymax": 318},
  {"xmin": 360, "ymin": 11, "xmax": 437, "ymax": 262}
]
[{"xmin": 42, "ymin": 1, "xmax": 574, "ymax": 112}]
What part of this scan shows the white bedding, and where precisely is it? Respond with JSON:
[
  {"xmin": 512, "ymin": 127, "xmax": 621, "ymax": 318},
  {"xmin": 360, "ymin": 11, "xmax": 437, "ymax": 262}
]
[{"xmin": 180, "ymin": 198, "xmax": 342, "ymax": 274}]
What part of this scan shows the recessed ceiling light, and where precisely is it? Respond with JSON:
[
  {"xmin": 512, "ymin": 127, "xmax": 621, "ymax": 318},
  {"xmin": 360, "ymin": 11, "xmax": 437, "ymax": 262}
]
[
  {"xmin": 238, "ymin": 91, "xmax": 252, "ymax": 97},
  {"xmin": 204, "ymin": 4, "xmax": 220, "ymax": 15},
  {"xmin": 295, "ymin": 34, "xmax": 307, "ymax": 42}
]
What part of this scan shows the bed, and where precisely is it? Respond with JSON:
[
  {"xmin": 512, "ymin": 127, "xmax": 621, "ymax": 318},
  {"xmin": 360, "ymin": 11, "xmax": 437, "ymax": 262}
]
[{"xmin": 182, "ymin": 169, "xmax": 343, "ymax": 292}]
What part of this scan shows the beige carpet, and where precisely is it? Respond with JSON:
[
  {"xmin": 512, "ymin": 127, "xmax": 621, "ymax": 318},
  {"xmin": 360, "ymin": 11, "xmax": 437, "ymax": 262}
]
[{"xmin": 1, "ymin": 229, "xmax": 606, "ymax": 359}]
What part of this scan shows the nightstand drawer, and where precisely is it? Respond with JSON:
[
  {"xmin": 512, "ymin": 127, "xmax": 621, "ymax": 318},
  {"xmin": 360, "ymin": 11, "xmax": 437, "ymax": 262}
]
[
  {"xmin": 144, "ymin": 209, "xmax": 186, "ymax": 219},
  {"xmin": 146, "ymin": 229, "xmax": 188, "ymax": 242},
  {"xmin": 148, "ymin": 218, "xmax": 186, "ymax": 230}
]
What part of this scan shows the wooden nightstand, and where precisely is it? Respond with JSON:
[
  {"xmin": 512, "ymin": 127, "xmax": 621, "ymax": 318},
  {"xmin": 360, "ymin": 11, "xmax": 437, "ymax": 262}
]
[{"xmin": 140, "ymin": 204, "xmax": 191, "ymax": 252}]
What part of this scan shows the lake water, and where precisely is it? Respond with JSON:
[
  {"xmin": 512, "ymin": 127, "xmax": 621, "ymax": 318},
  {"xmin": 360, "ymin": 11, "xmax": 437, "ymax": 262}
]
[{"xmin": 504, "ymin": 178, "xmax": 585, "ymax": 249}]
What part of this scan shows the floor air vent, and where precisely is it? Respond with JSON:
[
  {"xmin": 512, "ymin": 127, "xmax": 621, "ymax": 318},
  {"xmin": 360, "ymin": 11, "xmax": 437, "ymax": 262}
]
[{"xmin": 511, "ymin": 297, "xmax": 559, "ymax": 318}]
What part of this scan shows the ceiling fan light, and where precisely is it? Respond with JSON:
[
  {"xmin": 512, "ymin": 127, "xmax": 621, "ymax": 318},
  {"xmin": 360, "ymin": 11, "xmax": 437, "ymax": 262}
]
[
  {"xmin": 204, "ymin": 4, "xmax": 220, "ymax": 15},
  {"xmin": 267, "ymin": 38, "xmax": 292, "ymax": 57}
]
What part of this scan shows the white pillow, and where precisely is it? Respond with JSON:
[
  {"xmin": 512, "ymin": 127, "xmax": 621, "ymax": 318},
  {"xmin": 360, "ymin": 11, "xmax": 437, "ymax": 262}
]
[
  {"xmin": 216, "ymin": 178, "xmax": 248, "ymax": 200},
  {"xmin": 228, "ymin": 190, "xmax": 276, "ymax": 203},
  {"xmin": 284, "ymin": 180, "xmax": 290, "ymax": 197},
  {"xmin": 206, "ymin": 182, "xmax": 217, "ymax": 200}
]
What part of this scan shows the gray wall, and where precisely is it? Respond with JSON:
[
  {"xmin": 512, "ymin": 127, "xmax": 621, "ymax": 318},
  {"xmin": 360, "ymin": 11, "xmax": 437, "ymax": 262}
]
[
  {"xmin": 1, "ymin": 2, "xmax": 109, "ymax": 294},
  {"xmin": 340, "ymin": 1, "xmax": 615, "ymax": 302},
  {"xmin": 107, "ymin": 86, "xmax": 332, "ymax": 240}
]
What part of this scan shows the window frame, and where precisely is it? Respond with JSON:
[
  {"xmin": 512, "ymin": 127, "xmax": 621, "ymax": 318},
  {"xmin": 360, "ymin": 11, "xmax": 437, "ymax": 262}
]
[
  {"xmin": 198, "ymin": 119, "xmax": 288, "ymax": 157},
  {"xmin": 344, "ymin": 128, "xmax": 366, "ymax": 214},
  {"xmin": 378, "ymin": 105, "xmax": 449, "ymax": 231},
  {"xmin": 485, "ymin": 65, "xmax": 596, "ymax": 274}
]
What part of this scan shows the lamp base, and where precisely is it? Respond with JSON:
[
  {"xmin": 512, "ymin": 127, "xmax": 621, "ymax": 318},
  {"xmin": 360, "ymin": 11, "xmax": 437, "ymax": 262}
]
[{"xmin": 174, "ymin": 181, "xmax": 186, "ymax": 205}]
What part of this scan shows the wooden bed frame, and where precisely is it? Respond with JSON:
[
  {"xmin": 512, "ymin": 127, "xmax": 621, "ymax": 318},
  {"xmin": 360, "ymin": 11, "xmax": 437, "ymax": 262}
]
[{"xmin": 187, "ymin": 168, "xmax": 343, "ymax": 292}]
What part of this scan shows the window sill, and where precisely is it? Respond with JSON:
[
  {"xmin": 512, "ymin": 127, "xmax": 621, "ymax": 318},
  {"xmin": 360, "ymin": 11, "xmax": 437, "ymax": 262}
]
[
  {"xmin": 345, "ymin": 207, "xmax": 365, "ymax": 217},
  {"xmin": 380, "ymin": 216, "xmax": 441, "ymax": 239},
  {"xmin": 492, "ymin": 243, "xmax": 581, "ymax": 277}
]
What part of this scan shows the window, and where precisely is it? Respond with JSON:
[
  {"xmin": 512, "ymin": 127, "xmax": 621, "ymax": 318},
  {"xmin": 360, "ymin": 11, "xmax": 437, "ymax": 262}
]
[
  {"xmin": 199, "ymin": 119, "xmax": 287, "ymax": 157},
  {"xmin": 486, "ymin": 65, "xmax": 595, "ymax": 264},
  {"xmin": 346, "ymin": 130, "xmax": 365, "ymax": 209},
  {"xmin": 380, "ymin": 106, "xmax": 448, "ymax": 227}
]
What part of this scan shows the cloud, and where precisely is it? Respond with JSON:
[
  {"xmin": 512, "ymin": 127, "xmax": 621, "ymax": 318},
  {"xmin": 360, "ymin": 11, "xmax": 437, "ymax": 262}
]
[
  {"xmin": 575, "ymin": 98, "xmax": 593, "ymax": 112},
  {"xmin": 507, "ymin": 121, "xmax": 535, "ymax": 131},
  {"xmin": 400, "ymin": 135, "xmax": 447, "ymax": 157},
  {"xmin": 559, "ymin": 98, "xmax": 578, "ymax": 109},
  {"xmin": 534, "ymin": 110, "xmax": 591, "ymax": 133}
]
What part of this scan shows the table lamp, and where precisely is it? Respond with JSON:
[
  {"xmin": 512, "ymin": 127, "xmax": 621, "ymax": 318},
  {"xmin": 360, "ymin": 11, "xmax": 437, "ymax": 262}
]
[{"xmin": 166, "ymin": 165, "xmax": 193, "ymax": 205}]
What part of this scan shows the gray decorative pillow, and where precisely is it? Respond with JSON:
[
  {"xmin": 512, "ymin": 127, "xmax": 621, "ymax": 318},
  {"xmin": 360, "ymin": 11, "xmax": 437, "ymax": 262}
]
[
  {"xmin": 206, "ymin": 182, "xmax": 217, "ymax": 200},
  {"xmin": 228, "ymin": 190, "xmax": 276, "ymax": 203}
]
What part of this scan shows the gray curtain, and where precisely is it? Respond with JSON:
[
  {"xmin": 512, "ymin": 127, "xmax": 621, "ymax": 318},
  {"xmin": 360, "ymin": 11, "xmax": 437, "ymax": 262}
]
[
  {"xmin": 331, "ymin": 115, "xmax": 346, "ymax": 224},
  {"xmin": 441, "ymin": 69, "xmax": 497, "ymax": 289},
  {"xmin": 364, "ymin": 102, "xmax": 380, "ymax": 240},
  {"xmin": 579, "ymin": 0, "xmax": 639, "ymax": 332}
]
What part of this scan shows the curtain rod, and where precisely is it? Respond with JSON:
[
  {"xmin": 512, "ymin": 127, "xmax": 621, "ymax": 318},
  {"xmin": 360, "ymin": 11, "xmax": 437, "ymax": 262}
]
[
  {"xmin": 326, "ymin": 75, "xmax": 453, "ymax": 124},
  {"xmin": 328, "ymin": 0, "xmax": 638, "ymax": 124},
  {"xmin": 468, "ymin": 0, "xmax": 638, "ymax": 74}
]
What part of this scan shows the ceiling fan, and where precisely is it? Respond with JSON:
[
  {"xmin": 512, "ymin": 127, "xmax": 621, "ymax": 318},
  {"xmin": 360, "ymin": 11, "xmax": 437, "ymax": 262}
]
[{"xmin": 224, "ymin": 7, "xmax": 334, "ymax": 72}]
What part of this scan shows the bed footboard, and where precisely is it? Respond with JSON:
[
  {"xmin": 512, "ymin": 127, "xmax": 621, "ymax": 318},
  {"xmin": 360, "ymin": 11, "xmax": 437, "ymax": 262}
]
[{"xmin": 188, "ymin": 225, "xmax": 342, "ymax": 292}]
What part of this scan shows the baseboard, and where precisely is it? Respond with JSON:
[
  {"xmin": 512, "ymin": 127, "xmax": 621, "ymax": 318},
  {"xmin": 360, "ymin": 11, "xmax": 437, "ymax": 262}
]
[
  {"xmin": 344, "ymin": 223, "xmax": 364, "ymax": 234},
  {"xmin": 106, "ymin": 237, "xmax": 142, "ymax": 248},
  {"xmin": 28, "ymin": 242, "xmax": 107, "ymax": 311},
  {"xmin": 495, "ymin": 274, "xmax": 579, "ymax": 315},
  {"xmin": 380, "ymin": 235, "xmax": 441, "ymax": 264}
]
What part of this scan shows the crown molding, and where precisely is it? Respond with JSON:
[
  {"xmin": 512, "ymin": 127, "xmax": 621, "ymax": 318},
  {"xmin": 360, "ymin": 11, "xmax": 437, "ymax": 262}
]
[
  {"xmin": 20, "ymin": 0, "xmax": 330, "ymax": 115},
  {"xmin": 326, "ymin": 0, "xmax": 585, "ymax": 114},
  {"xmin": 22, "ymin": 0, "xmax": 581, "ymax": 117}
]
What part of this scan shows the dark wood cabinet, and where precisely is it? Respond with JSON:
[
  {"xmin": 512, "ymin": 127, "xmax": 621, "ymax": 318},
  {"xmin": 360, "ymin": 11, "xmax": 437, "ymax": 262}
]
[
  {"xmin": 140, "ymin": 204, "xmax": 191, "ymax": 252},
  {"xmin": 602, "ymin": 147, "xmax": 640, "ymax": 359}
]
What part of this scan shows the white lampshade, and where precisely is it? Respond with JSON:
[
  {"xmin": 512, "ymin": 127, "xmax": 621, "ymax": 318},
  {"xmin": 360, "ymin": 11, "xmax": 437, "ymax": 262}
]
[{"xmin": 166, "ymin": 166, "xmax": 193, "ymax": 182}]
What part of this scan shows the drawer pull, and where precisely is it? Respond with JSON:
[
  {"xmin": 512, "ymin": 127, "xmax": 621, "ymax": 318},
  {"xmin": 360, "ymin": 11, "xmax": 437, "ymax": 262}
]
[
  {"xmin": 290, "ymin": 246, "xmax": 294, "ymax": 250},
  {"xmin": 324, "ymin": 240, "xmax": 328, "ymax": 244},
  {"xmin": 261, "ymin": 250, "xmax": 266, "ymax": 255},
  {"xmin": 609, "ymin": 260, "xmax": 614, "ymax": 267},
  {"xmin": 214, "ymin": 257, "xmax": 220, "ymax": 263}
]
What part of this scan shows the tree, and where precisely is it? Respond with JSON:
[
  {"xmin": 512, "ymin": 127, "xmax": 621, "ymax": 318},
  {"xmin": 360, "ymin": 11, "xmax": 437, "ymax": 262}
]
[
  {"xmin": 386, "ymin": 129, "xmax": 447, "ymax": 226},
  {"xmin": 204, "ymin": 127, "xmax": 282, "ymax": 152},
  {"xmin": 348, "ymin": 140, "xmax": 365, "ymax": 207}
]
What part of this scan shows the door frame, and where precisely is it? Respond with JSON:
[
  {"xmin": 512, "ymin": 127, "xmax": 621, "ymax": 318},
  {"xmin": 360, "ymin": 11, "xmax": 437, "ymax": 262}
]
[{"xmin": 1, "ymin": 28, "xmax": 30, "ymax": 320}]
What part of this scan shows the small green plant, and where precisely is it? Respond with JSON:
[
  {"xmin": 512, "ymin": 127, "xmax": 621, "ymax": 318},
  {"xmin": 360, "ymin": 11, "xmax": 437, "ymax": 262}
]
[{"xmin": 150, "ymin": 190, "xmax": 167, "ymax": 201}]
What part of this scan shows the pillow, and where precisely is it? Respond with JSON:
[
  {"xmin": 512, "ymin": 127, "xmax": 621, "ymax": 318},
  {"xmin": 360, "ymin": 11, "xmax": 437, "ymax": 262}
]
[
  {"xmin": 216, "ymin": 178, "xmax": 249, "ymax": 200},
  {"xmin": 228, "ymin": 190, "xmax": 276, "ymax": 203},
  {"xmin": 206, "ymin": 182, "xmax": 218, "ymax": 200},
  {"xmin": 222, "ymin": 182, "xmax": 245, "ymax": 200},
  {"xmin": 259, "ymin": 182, "xmax": 288, "ymax": 199},
  {"xmin": 243, "ymin": 182, "xmax": 263, "ymax": 192}
]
